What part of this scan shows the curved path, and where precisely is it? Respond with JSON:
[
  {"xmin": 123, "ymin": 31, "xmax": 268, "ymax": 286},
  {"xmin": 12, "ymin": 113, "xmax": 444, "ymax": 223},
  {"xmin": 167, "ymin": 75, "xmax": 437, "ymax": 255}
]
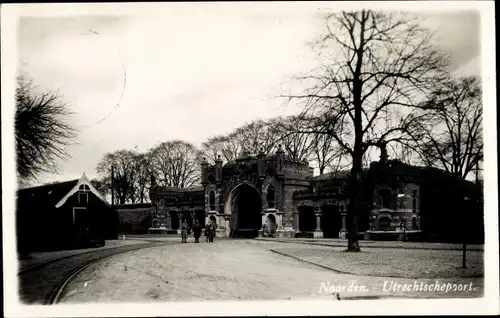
[{"xmin": 18, "ymin": 241, "xmax": 179, "ymax": 305}]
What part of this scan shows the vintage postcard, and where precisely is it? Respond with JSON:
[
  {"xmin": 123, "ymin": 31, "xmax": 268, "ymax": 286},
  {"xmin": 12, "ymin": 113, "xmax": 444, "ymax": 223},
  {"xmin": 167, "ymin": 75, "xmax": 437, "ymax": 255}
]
[{"xmin": 2, "ymin": 1, "xmax": 498, "ymax": 317}]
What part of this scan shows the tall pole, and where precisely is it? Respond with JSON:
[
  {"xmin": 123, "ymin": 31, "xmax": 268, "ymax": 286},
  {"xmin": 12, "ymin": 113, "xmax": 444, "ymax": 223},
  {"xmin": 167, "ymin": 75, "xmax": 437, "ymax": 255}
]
[
  {"xmin": 111, "ymin": 165, "xmax": 115, "ymax": 207},
  {"xmin": 463, "ymin": 196, "xmax": 469, "ymax": 269}
]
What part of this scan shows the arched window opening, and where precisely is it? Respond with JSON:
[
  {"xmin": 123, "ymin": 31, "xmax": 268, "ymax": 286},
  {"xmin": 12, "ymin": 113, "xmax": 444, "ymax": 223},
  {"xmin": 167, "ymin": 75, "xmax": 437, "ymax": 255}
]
[
  {"xmin": 412, "ymin": 190, "xmax": 418, "ymax": 212},
  {"xmin": 379, "ymin": 189, "xmax": 392, "ymax": 209},
  {"xmin": 209, "ymin": 190, "xmax": 216, "ymax": 210},
  {"xmin": 266, "ymin": 184, "xmax": 275, "ymax": 208}
]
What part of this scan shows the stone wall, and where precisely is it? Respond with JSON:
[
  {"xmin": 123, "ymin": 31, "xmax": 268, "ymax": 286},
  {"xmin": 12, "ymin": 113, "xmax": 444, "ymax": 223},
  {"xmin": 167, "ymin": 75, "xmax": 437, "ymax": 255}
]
[
  {"xmin": 115, "ymin": 204, "xmax": 152, "ymax": 233},
  {"xmin": 282, "ymin": 162, "xmax": 314, "ymax": 231}
]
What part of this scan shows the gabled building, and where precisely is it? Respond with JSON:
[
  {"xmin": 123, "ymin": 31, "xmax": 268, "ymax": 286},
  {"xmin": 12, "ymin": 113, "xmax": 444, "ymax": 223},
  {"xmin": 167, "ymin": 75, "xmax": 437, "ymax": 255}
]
[{"xmin": 16, "ymin": 173, "xmax": 119, "ymax": 256}]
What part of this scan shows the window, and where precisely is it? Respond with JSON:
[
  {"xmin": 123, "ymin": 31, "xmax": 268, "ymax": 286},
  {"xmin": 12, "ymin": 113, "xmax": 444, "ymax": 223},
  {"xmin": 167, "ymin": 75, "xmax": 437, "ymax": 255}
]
[
  {"xmin": 379, "ymin": 189, "xmax": 392, "ymax": 209},
  {"xmin": 209, "ymin": 190, "xmax": 216, "ymax": 210},
  {"xmin": 78, "ymin": 184, "xmax": 90, "ymax": 191},
  {"xmin": 412, "ymin": 190, "xmax": 418, "ymax": 212},
  {"xmin": 78, "ymin": 192, "xmax": 88, "ymax": 205},
  {"xmin": 77, "ymin": 183, "xmax": 90, "ymax": 205},
  {"xmin": 266, "ymin": 184, "xmax": 275, "ymax": 208}
]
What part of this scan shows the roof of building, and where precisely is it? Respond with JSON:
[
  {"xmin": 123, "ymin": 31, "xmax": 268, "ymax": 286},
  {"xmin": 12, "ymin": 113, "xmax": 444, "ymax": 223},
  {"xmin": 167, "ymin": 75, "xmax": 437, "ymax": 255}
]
[
  {"xmin": 16, "ymin": 173, "xmax": 109, "ymax": 211},
  {"xmin": 17, "ymin": 179, "xmax": 79, "ymax": 211}
]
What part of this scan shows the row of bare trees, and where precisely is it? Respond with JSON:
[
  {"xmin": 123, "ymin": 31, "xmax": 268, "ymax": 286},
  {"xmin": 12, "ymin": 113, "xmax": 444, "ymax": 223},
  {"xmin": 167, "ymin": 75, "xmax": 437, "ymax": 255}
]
[
  {"xmin": 200, "ymin": 116, "xmax": 349, "ymax": 173},
  {"xmin": 92, "ymin": 141, "xmax": 200, "ymax": 205},
  {"xmin": 92, "ymin": 116, "xmax": 351, "ymax": 204}
]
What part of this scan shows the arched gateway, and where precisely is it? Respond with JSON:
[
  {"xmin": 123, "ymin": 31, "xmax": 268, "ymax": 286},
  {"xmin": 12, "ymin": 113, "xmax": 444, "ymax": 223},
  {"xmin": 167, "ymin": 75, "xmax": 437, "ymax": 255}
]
[{"xmin": 224, "ymin": 182, "xmax": 262, "ymax": 238}]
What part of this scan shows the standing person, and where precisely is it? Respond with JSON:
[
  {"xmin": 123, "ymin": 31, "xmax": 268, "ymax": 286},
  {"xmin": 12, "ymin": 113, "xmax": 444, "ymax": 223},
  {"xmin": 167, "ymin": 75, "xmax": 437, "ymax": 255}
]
[
  {"xmin": 181, "ymin": 219, "xmax": 189, "ymax": 243},
  {"xmin": 208, "ymin": 220, "xmax": 217, "ymax": 243},
  {"xmin": 205, "ymin": 221, "xmax": 210, "ymax": 242},
  {"xmin": 192, "ymin": 219, "xmax": 202, "ymax": 243}
]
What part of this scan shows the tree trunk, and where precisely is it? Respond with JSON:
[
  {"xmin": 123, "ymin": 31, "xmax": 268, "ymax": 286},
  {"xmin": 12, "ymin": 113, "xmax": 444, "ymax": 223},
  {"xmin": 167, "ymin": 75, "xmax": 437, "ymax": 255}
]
[
  {"xmin": 346, "ymin": 11, "xmax": 366, "ymax": 252},
  {"xmin": 347, "ymin": 153, "xmax": 362, "ymax": 252}
]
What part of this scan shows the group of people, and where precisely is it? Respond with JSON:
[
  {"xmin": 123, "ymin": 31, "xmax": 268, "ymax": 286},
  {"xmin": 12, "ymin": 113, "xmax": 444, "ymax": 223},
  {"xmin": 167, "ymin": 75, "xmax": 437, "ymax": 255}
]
[{"xmin": 180, "ymin": 219, "xmax": 217, "ymax": 243}]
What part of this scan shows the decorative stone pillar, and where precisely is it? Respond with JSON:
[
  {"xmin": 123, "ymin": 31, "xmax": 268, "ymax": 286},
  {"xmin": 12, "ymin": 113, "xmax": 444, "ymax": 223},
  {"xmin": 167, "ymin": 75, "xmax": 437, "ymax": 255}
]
[
  {"xmin": 315, "ymin": 213, "xmax": 321, "ymax": 231},
  {"xmin": 177, "ymin": 211, "xmax": 183, "ymax": 234},
  {"xmin": 314, "ymin": 205, "xmax": 323, "ymax": 238},
  {"xmin": 224, "ymin": 215, "xmax": 231, "ymax": 237},
  {"xmin": 293, "ymin": 210, "xmax": 300, "ymax": 231},
  {"xmin": 339, "ymin": 205, "xmax": 348, "ymax": 239}
]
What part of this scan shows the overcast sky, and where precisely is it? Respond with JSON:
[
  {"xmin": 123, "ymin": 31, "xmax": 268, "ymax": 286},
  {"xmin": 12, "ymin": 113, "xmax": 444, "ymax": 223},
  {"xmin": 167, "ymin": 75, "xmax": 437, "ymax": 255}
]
[{"xmin": 15, "ymin": 3, "xmax": 481, "ymax": 185}]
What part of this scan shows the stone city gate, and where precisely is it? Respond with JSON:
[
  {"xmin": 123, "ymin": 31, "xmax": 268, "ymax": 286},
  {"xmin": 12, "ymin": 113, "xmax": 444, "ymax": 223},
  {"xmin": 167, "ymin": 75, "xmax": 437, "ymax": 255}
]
[
  {"xmin": 146, "ymin": 145, "xmax": 482, "ymax": 242},
  {"xmin": 200, "ymin": 147, "xmax": 304, "ymax": 238}
]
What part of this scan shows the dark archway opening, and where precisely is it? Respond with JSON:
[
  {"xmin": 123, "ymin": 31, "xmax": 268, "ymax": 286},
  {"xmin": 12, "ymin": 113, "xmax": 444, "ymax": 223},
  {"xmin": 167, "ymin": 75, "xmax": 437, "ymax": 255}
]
[
  {"xmin": 170, "ymin": 212, "xmax": 179, "ymax": 230},
  {"xmin": 266, "ymin": 213, "xmax": 277, "ymax": 236},
  {"xmin": 379, "ymin": 189, "xmax": 392, "ymax": 209},
  {"xmin": 231, "ymin": 184, "xmax": 262, "ymax": 238},
  {"xmin": 195, "ymin": 210, "xmax": 205, "ymax": 228},
  {"xmin": 320, "ymin": 205, "xmax": 341, "ymax": 238},
  {"xmin": 298, "ymin": 206, "xmax": 316, "ymax": 232}
]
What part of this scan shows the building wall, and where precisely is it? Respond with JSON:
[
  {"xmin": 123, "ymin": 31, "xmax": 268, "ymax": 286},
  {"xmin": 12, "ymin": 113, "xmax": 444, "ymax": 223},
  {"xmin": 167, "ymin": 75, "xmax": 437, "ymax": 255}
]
[
  {"xmin": 370, "ymin": 182, "xmax": 421, "ymax": 231},
  {"xmin": 116, "ymin": 204, "xmax": 151, "ymax": 233},
  {"xmin": 64, "ymin": 191, "xmax": 118, "ymax": 240}
]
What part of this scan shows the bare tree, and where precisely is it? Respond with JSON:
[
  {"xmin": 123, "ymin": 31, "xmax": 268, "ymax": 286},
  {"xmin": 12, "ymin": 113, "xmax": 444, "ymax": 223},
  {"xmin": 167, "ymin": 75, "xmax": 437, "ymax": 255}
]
[
  {"xmin": 273, "ymin": 116, "xmax": 313, "ymax": 162},
  {"xmin": 232, "ymin": 120, "xmax": 280, "ymax": 155},
  {"xmin": 15, "ymin": 75, "xmax": 76, "ymax": 183},
  {"xmin": 90, "ymin": 178, "xmax": 110, "ymax": 197},
  {"xmin": 221, "ymin": 133, "xmax": 245, "ymax": 161},
  {"xmin": 133, "ymin": 153, "xmax": 152, "ymax": 203},
  {"xmin": 149, "ymin": 140, "xmax": 201, "ymax": 188},
  {"xmin": 284, "ymin": 11, "xmax": 449, "ymax": 251},
  {"xmin": 416, "ymin": 76, "xmax": 483, "ymax": 180},
  {"xmin": 309, "ymin": 125, "xmax": 349, "ymax": 175},
  {"xmin": 96, "ymin": 150, "xmax": 138, "ymax": 204},
  {"xmin": 201, "ymin": 136, "xmax": 230, "ymax": 164}
]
